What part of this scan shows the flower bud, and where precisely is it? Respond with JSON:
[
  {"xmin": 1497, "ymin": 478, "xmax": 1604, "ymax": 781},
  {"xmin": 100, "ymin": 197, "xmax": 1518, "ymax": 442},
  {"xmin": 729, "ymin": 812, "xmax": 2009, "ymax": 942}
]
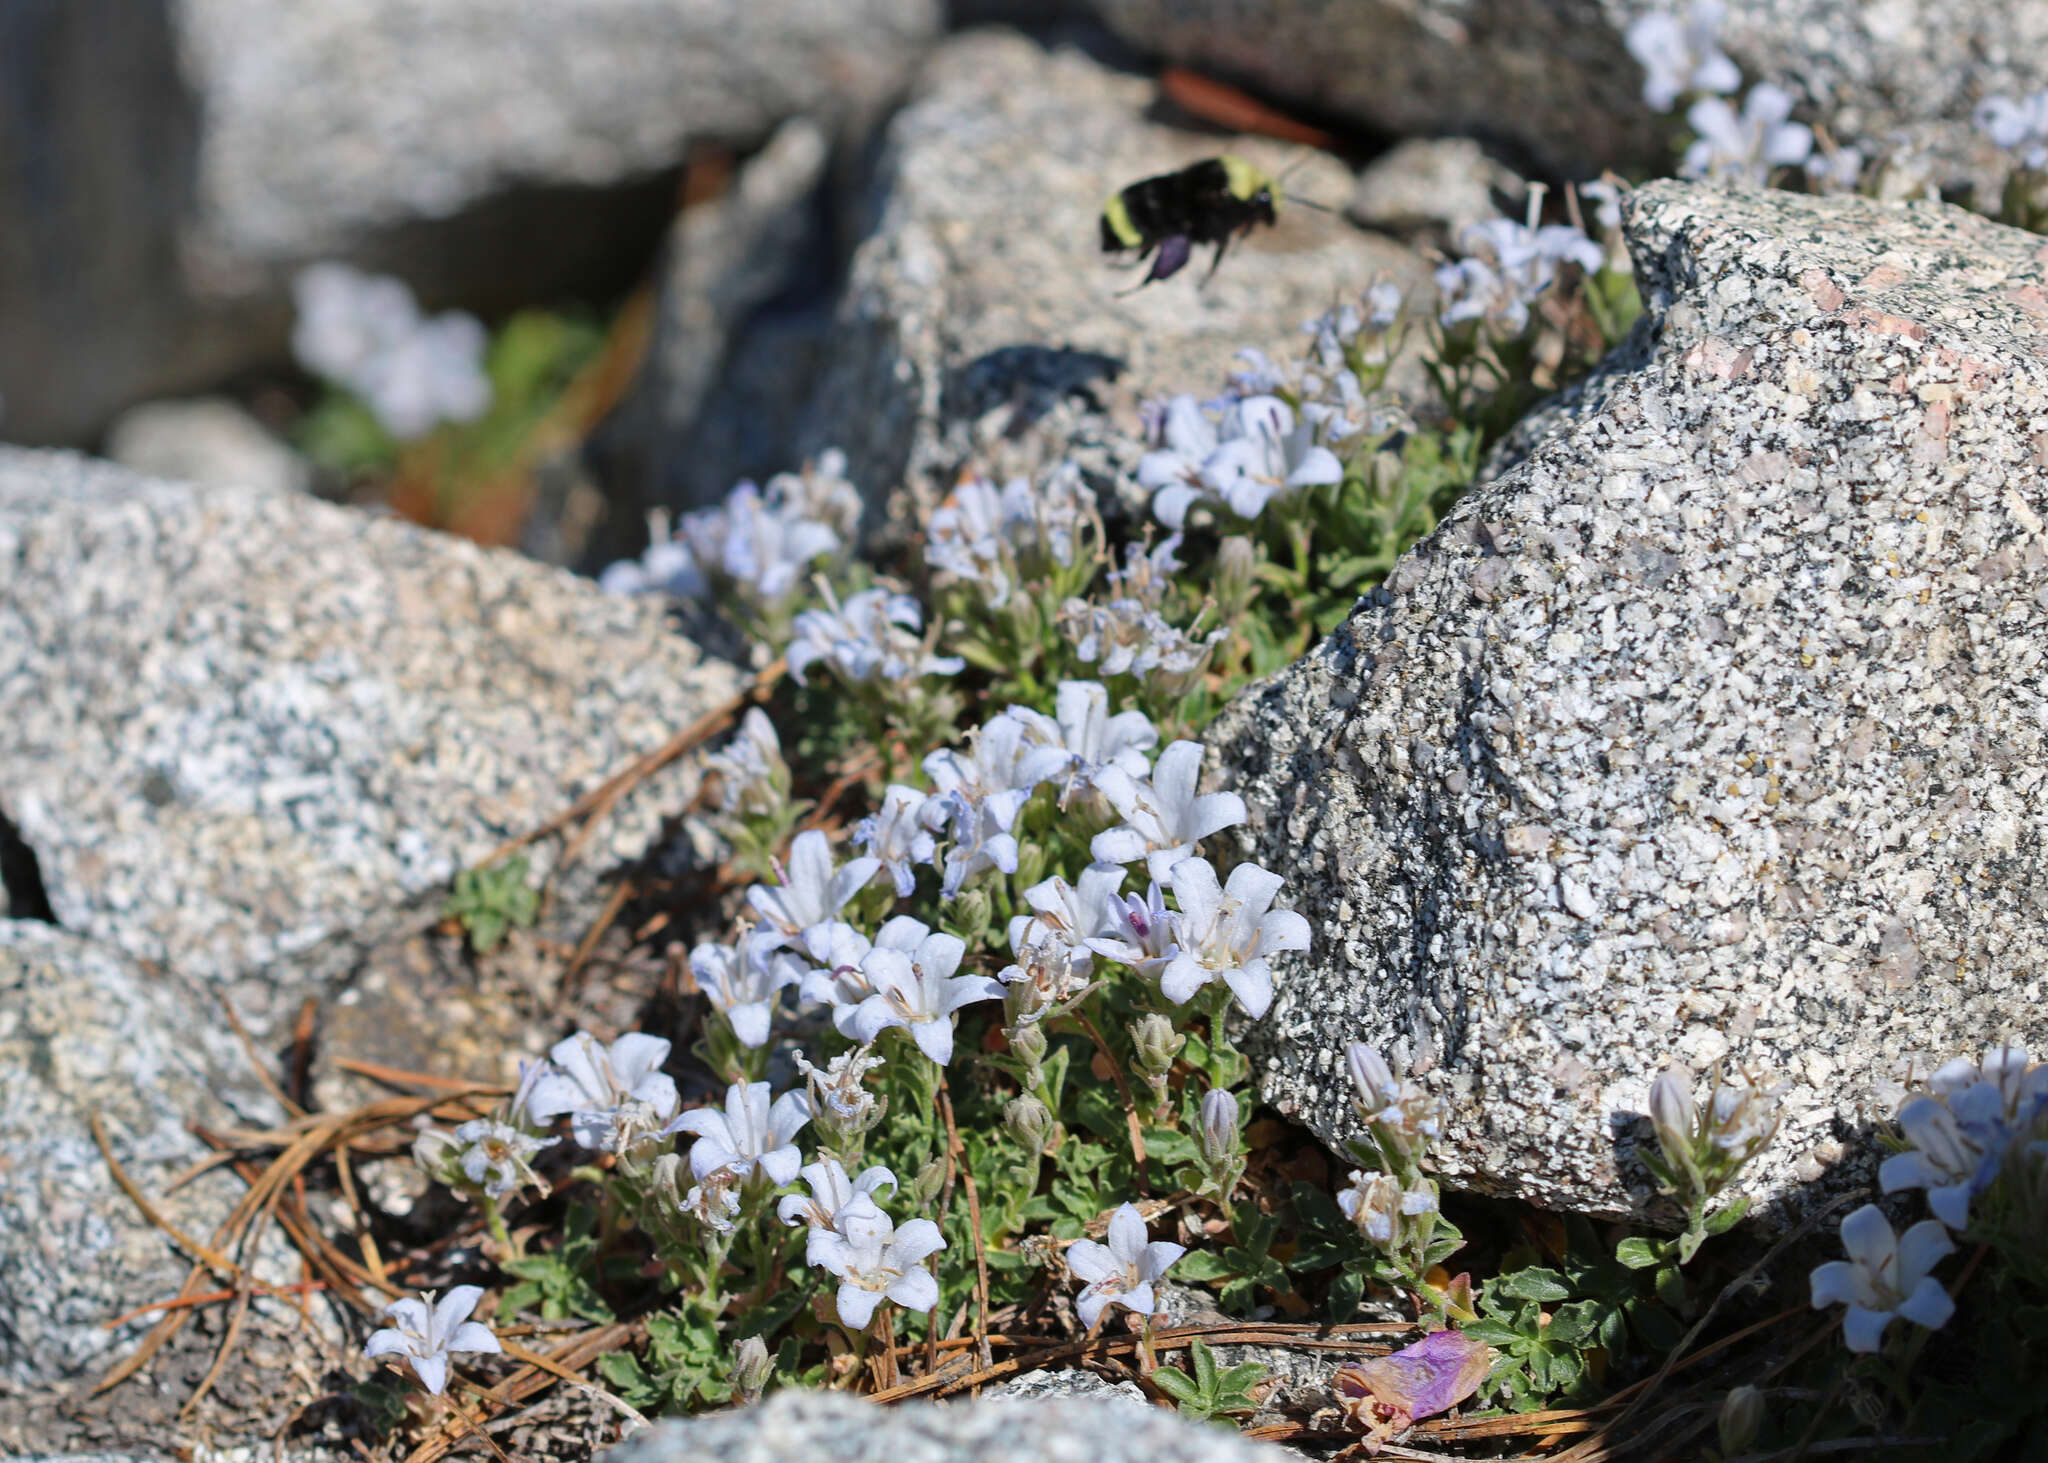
[
  {"xmin": 1008, "ymin": 1020, "xmax": 1049, "ymax": 1073},
  {"xmin": 1347, "ymin": 1043, "xmax": 1397, "ymax": 1110},
  {"xmin": 1216, "ymin": 535, "xmax": 1258, "ymax": 612},
  {"xmin": 411, "ymin": 1125, "xmax": 465, "ymax": 1187},
  {"xmin": 951, "ymin": 889, "xmax": 994, "ymax": 950},
  {"xmin": 1648, "ymin": 1064, "xmax": 1698, "ymax": 1158},
  {"xmin": 910, "ymin": 1157, "xmax": 948, "ymax": 1211},
  {"xmin": 1199, "ymin": 1088, "xmax": 1240, "ymax": 1168},
  {"xmin": 730, "ymin": 1335, "xmax": 772, "ymax": 1407},
  {"xmin": 1717, "ymin": 1385, "xmax": 1763, "ymax": 1455},
  {"xmin": 1006, "ymin": 1095, "xmax": 1054, "ymax": 1157},
  {"xmin": 1130, "ymin": 1014, "xmax": 1184, "ymax": 1081}
]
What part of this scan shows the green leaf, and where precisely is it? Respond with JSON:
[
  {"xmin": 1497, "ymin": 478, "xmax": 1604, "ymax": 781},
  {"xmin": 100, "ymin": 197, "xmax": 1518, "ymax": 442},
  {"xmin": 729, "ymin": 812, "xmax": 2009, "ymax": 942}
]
[
  {"xmin": 1703, "ymin": 1196, "xmax": 1751, "ymax": 1234},
  {"xmin": 1152, "ymin": 1367, "xmax": 1203, "ymax": 1406},
  {"xmin": 1190, "ymin": 1338, "xmax": 1218, "ymax": 1393},
  {"xmin": 1613, "ymin": 1236, "xmax": 1667, "ymax": 1270},
  {"xmin": 1462, "ymin": 1319, "xmax": 1523, "ymax": 1346},
  {"xmin": 1494, "ymin": 1267, "xmax": 1572, "ymax": 1303},
  {"xmin": 1173, "ymin": 1250, "xmax": 1236, "ymax": 1283}
]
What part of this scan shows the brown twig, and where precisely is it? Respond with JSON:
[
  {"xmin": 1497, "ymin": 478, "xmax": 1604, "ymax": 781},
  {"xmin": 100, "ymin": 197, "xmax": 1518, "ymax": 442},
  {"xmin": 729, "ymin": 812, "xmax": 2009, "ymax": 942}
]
[
  {"xmin": 90, "ymin": 1111, "xmax": 243, "ymax": 1279},
  {"xmin": 938, "ymin": 1083, "xmax": 993, "ymax": 1376},
  {"xmin": 564, "ymin": 878, "xmax": 636, "ymax": 993},
  {"xmin": 218, "ymin": 992, "xmax": 305, "ymax": 1119}
]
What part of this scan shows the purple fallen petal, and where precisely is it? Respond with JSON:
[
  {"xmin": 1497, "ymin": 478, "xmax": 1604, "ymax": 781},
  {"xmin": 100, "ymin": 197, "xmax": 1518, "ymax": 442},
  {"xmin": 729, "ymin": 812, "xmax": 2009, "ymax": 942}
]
[{"xmin": 1335, "ymin": 1329, "xmax": 1494, "ymax": 1426}]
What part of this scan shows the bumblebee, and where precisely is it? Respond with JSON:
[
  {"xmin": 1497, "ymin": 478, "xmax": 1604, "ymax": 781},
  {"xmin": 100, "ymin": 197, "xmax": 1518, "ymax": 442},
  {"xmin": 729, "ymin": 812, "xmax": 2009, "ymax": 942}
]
[{"xmin": 1099, "ymin": 154, "xmax": 1280, "ymax": 286}]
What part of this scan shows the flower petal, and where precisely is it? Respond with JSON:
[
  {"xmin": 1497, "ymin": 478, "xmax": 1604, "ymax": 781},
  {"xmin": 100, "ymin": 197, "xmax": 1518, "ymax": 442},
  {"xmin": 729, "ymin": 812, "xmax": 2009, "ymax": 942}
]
[
  {"xmin": 835, "ymin": 1283, "xmax": 881, "ymax": 1331},
  {"xmin": 1065, "ymin": 1239, "xmax": 1114, "ymax": 1283},
  {"xmin": 908, "ymin": 1017, "xmax": 956, "ymax": 1066},
  {"xmin": 887, "ymin": 1267, "xmax": 940, "ymax": 1314},
  {"xmin": 1895, "ymin": 1277, "xmax": 1956, "ymax": 1333},
  {"xmin": 410, "ymin": 1351, "xmax": 451, "ymax": 1395},
  {"xmin": 1142, "ymin": 1241, "xmax": 1187, "ymax": 1281},
  {"xmin": 1106, "ymin": 1203, "xmax": 1149, "ymax": 1262},
  {"xmin": 727, "ymin": 1001, "xmax": 773, "ymax": 1049},
  {"xmin": 430, "ymin": 1286, "xmax": 486, "ymax": 1342},
  {"xmin": 446, "ymin": 1322, "xmax": 502, "ymax": 1357},
  {"xmin": 1841, "ymin": 1304, "xmax": 1893, "ymax": 1354}
]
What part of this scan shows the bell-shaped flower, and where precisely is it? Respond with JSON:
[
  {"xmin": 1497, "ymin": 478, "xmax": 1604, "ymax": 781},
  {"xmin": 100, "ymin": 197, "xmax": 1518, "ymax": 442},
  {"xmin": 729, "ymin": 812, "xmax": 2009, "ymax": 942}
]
[
  {"xmin": 1012, "ymin": 681, "xmax": 1157, "ymax": 807},
  {"xmin": 714, "ymin": 482, "xmax": 840, "ymax": 608},
  {"xmin": 848, "ymin": 928, "xmax": 1004, "ymax": 1065},
  {"xmin": 706, "ymin": 707, "xmax": 791, "ymax": 817},
  {"xmin": 1197, "ymin": 396, "xmax": 1343, "ymax": 522},
  {"xmin": 1006, "ymin": 862, "xmax": 1127, "ymax": 981},
  {"xmin": 922, "ymin": 789, "xmax": 1021, "ymax": 899},
  {"xmin": 1880, "ymin": 1097, "xmax": 1985, "ymax": 1231},
  {"xmin": 788, "ymin": 587, "xmax": 963, "ymax": 687},
  {"xmin": 1977, "ymin": 92, "xmax": 2048, "ymax": 170},
  {"xmin": 1682, "ymin": 83, "xmax": 1814, "ymax": 186},
  {"xmin": 808, "ymin": 1193, "xmax": 946, "ymax": 1329},
  {"xmin": 1067, "ymin": 1202, "xmax": 1186, "ymax": 1329},
  {"xmin": 778, "ymin": 1157, "xmax": 899, "ymax": 1261},
  {"xmin": 855, "ymin": 784, "xmax": 938, "ymax": 898},
  {"xmin": 1084, "ymin": 878, "xmax": 1178, "ymax": 978},
  {"xmin": 689, "ymin": 939, "xmax": 804, "ymax": 1049},
  {"xmin": 1158, "ymin": 857, "xmax": 1309, "ymax": 1020},
  {"xmin": 745, "ymin": 829, "xmax": 880, "ymax": 963},
  {"xmin": 1809, "ymin": 1204, "xmax": 1956, "ymax": 1353},
  {"xmin": 1138, "ymin": 395, "xmax": 1221, "ymax": 530},
  {"xmin": 524, "ymin": 1031, "xmax": 680, "ymax": 1153},
  {"xmin": 1090, "ymin": 740, "xmax": 1247, "ymax": 881},
  {"xmin": 926, "ymin": 475, "xmax": 1031, "ymax": 609},
  {"xmin": 1623, "ymin": 0, "xmax": 1740, "ymax": 112},
  {"xmin": 667, "ymin": 1080, "xmax": 811, "ymax": 1188},
  {"xmin": 447, "ymin": 1118, "xmax": 551, "ymax": 1201},
  {"xmin": 363, "ymin": 1286, "xmax": 501, "ymax": 1396}
]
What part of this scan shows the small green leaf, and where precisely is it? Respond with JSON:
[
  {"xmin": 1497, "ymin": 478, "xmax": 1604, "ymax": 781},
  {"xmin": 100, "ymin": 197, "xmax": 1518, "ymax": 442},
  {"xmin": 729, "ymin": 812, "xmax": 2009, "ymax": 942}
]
[
  {"xmin": 1494, "ymin": 1267, "xmax": 1572, "ymax": 1303},
  {"xmin": 1703, "ymin": 1196, "xmax": 1751, "ymax": 1234},
  {"xmin": 1614, "ymin": 1236, "xmax": 1667, "ymax": 1270}
]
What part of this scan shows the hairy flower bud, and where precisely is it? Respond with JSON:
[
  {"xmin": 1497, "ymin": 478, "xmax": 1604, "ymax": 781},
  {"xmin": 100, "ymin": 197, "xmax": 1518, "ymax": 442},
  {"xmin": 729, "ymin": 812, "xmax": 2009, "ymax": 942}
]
[
  {"xmin": 1130, "ymin": 1014, "xmax": 1185, "ymax": 1081},
  {"xmin": 1648, "ymin": 1065, "xmax": 1698, "ymax": 1162},
  {"xmin": 1717, "ymin": 1385, "xmax": 1763, "ymax": 1455},
  {"xmin": 951, "ymin": 889, "xmax": 994, "ymax": 950},
  {"xmin": 730, "ymin": 1335, "xmax": 773, "ymax": 1406},
  {"xmin": 910, "ymin": 1157, "xmax": 948, "ymax": 1212},
  {"xmin": 1216, "ymin": 535, "xmax": 1258, "ymax": 615},
  {"xmin": 1006, "ymin": 1095, "xmax": 1055, "ymax": 1157},
  {"xmin": 1008, "ymin": 1020, "xmax": 1049, "ymax": 1073},
  {"xmin": 411, "ymin": 1125, "xmax": 466, "ymax": 1188}
]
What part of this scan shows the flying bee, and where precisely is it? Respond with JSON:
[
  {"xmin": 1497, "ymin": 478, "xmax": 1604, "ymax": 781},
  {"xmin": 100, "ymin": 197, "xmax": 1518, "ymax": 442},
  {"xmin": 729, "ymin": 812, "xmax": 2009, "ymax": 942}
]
[{"xmin": 1099, "ymin": 153, "xmax": 1282, "ymax": 287}]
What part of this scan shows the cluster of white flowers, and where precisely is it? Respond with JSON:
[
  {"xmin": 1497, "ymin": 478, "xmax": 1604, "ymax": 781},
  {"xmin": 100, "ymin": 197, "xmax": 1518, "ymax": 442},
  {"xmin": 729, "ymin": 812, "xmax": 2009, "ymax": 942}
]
[
  {"xmin": 292, "ymin": 263, "xmax": 492, "ymax": 440},
  {"xmin": 1977, "ymin": 92, "xmax": 2048, "ymax": 171},
  {"xmin": 1680, "ymin": 83, "xmax": 1813, "ymax": 186},
  {"xmin": 1624, "ymin": 0, "xmax": 1740, "ymax": 113},
  {"xmin": 1058, "ymin": 539, "xmax": 1224, "ymax": 685},
  {"xmin": 1223, "ymin": 284, "xmax": 1407, "ymax": 445},
  {"xmin": 925, "ymin": 465, "xmax": 1096, "ymax": 609},
  {"xmin": 1138, "ymin": 392, "xmax": 1344, "ymax": 529},
  {"xmin": 1878, "ymin": 1041, "xmax": 2048, "ymax": 1232},
  {"xmin": 1808, "ymin": 1043, "xmax": 2047, "ymax": 1353},
  {"xmin": 599, "ymin": 451, "xmax": 862, "ymax": 616},
  {"xmin": 787, "ymin": 586, "xmax": 964, "ymax": 690},
  {"xmin": 1435, "ymin": 206, "xmax": 1605, "ymax": 337}
]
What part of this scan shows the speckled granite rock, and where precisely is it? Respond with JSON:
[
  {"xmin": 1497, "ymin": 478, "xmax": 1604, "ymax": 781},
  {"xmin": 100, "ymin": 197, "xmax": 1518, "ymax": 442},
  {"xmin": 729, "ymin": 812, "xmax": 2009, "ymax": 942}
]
[
  {"xmin": 599, "ymin": 1391, "xmax": 1286, "ymax": 1463},
  {"xmin": 2, "ymin": 0, "xmax": 938, "ymax": 444},
  {"xmin": 774, "ymin": 30, "xmax": 1429, "ymax": 521},
  {"xmin": 1213, "ymin": 180, "xmax": 2048, "ymax": 1221},
  {"xmin": 0, "ymin": 922, "xmax": 290, "ymax": 1394},
  {"xmin": 0, "ymin": 450, "xmax": 743, "ymax": 990},
  {"xmin": 1086, "ymin": 0, "xmax": 2044, "ymax": 183},
  {"xmin": 175, "ymin": 0, "xmax": 936, "ymax": 263}
]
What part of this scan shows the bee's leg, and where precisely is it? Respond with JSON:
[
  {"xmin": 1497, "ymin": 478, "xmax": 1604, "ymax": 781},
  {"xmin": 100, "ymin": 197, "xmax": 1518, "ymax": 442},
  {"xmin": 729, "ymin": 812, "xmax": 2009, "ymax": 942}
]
[
  {"xmin": 1147, "ymin": 234, "xmax": 1194, "ymax": 283},
  {"xmin": 1197, "ymin": 235, "xmax": 1232, "ymax": 287}
]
